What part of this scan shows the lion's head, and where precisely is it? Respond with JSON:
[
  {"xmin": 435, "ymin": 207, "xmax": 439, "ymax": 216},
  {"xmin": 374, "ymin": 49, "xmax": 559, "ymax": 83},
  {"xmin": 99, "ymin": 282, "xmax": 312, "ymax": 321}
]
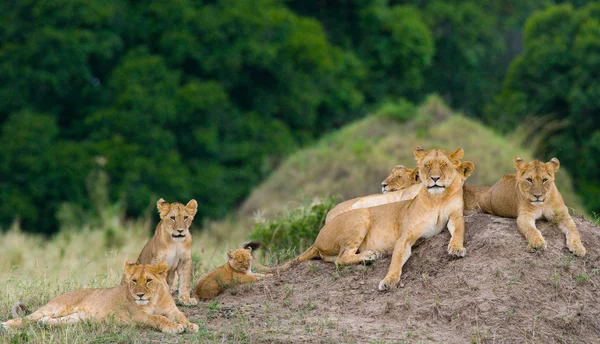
[
  {"xmin": 157, "ymin": 198, "xmax": 197, "ymax": 242},
  {"xmin": 227, "ymin": 248, "xmax": 253, "ymax": 273},
  {"xmin": 123, "ymin": 261, "xmax": 169, "ymax": 306},
  {"xmin": 381, "ymin": 165, "xmax": 420, "ymax": 193},
  {"xmin": 513, "ymin": 157, "xmax": 559, "ymax": 206},
  {"xmin": 413, "ymin": 146, "xmax": 474, "ymax": 195}
]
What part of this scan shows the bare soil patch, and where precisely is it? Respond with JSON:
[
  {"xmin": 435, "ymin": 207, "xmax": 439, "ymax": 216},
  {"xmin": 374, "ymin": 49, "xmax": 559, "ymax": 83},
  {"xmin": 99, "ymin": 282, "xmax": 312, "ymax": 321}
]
[{"xmin": 187, "ymin": 213, "xmax": 600, "ymax": 343}]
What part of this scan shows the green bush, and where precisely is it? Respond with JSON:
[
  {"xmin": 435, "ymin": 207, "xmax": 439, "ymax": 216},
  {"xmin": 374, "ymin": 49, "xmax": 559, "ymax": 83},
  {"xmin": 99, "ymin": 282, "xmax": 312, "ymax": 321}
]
[
  {"xmin": 375, "ymin": 99, "xmax": 418, "ymax": 122},
  {"xmin": 249, "ymin": 197, "xmax": 337, "ymax": 259}
]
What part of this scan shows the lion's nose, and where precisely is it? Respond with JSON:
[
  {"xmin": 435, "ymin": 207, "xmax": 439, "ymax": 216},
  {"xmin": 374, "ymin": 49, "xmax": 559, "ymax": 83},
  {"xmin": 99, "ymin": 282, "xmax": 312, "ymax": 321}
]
[
  {"xmin": 381, "ymin": 183, "xmax": 387, "ymax": 188},
  {"xmin": 534, "ymin": 194, "xmax": 542, "ymax": 200},
  {"xmin": 136, "ymin": 293, "xmax": 145, "ymax": 298},
  {"xmin": 177, "ymin": 229, "xmax": 184, "ymax": 233},
  {"xmin": 431, "ymin": 176, "xmax": 440, "ymax": 182}
]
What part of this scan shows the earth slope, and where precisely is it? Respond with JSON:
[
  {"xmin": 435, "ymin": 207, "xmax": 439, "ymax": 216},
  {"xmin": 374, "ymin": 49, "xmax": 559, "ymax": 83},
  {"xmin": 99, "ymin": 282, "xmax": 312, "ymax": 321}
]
[{"xmin": 189, "ymin": 213, "xmax": 600, "ymax": 343}]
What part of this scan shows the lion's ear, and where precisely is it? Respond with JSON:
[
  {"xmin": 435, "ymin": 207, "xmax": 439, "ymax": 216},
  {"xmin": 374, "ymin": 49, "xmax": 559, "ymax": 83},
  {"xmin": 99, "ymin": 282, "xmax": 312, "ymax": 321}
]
[
  {"xmin": 449, "ymin": 148, "xmax": 464, "ymax": 162},
  {"xmin": 413, "ymin": 146, "xmax": 426, "ymax": 160},
  {"xmin": 459, "ymin": 162, "xmax": 475, "ymax": 179},
  {"xmin": 409, "ymin": 167, "xmax": 420, "ymax": 183},
  {"xmin": 546, "ymin": 157, "xmax": 560, "ymax": 173},
  {"xmin": 155, "ymin": 261, "xmax": 169, "ymax": 280},
  {"xmin": 123, "ymin": 260, "xmax": 136, "ymax": 279},
  {"xmin": 513, "ymin": 157, "xmax": 525, "ymax": 172},
  {"xmin": 393, "ymin": 165, "xmax": 405, "ymax": 171},
  {"xmin": 157, "ymin": 198, "xmax": 170, "ymax": 219},
  {"xmin": 226, "ymin": 251, "xmax": 233, "ymax": 260},
  {"xmin": 185, "ymin": 199, "xmax": 198, "ymax": 217}
]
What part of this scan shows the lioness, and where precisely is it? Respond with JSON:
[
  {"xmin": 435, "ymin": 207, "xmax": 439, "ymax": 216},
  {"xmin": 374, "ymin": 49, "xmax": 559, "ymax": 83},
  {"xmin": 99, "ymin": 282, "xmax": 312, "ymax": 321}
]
[
  {"xmin": 478, "ymin": 157, "xmax": 586, "ymax": 256},
  {"xmin": 324, "ymin": 165, "xmax": 420, "ymax": 224},
  {"xmin": 134, "ymin": 198, "xmax": 198, "ymax": 306},
  {"xmin": 382, "ymin": 166, "xmax": 490, "ymax": 215},
  {"xmin": 2, "ymin": 261, "xmax": 199, "ymax": 334},
  {"xmin": 284, "ymin": 147, "xmax": 473, "ymax": 291}
]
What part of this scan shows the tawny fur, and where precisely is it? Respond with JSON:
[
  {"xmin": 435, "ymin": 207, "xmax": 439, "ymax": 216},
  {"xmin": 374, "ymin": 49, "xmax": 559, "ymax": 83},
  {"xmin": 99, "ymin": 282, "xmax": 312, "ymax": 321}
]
[
  {"xmin": 2, "ymin": 262, "xmax": 199, "ymax": 334},
  {"xmin": 478, "ymin": 157, "xmax": 585, "ymax": 256},
  {"xmin": 279, "ymin": 147, "xmax": 474, "ymax": 291},
  {"xmin": 131, "ymin": 198, "xmax": 199, "ymax": 306},
  {"xmin": 193, "ymin": 247, "xmax": 269, "ymax": 300},
  {"xmin": 325, "ymin": 166, "xmax": 421, "ymax": 224}
]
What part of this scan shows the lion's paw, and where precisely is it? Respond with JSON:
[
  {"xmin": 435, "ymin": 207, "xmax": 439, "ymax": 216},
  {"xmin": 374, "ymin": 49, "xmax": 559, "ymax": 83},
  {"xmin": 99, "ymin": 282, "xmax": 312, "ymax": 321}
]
[
  {"xmin": 363, "ymin": 250, "xmax": 382, "ymax": 262},
  {"xmin": 447, "ymin": 243, "xmax": 466, "ymax": 257},
  {"xmin": 179, "ymin": 296, "xmax": 198, "ymax": 307},
  {"xmin": 162, "ymin": 323, "xmax": 185, "ymax": 334},
  {"xmin": 568, "ymin": 239, "xmax": 586, "ymax": 257},
  {"xmin": 186, "ymin": 322, "xmax": 200, "ymax": 333},
  {"xmin": 378, "ymin": 276, "xmax": 400, "ymax": 291},
  {"xmin": 527, "ymin": 236, "xmax": 547, "ymax": 252}
]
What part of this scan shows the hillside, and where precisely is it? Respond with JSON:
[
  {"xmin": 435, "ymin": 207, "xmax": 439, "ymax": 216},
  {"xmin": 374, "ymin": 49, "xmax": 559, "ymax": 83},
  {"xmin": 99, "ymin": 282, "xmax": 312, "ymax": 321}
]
[
  {"xmin": 190, "ymin": 213, "xmax": 600, "ymax": 343},
  {"xmin": 240, "ymin": 96, "xmax": 583, "ymax": 219}
]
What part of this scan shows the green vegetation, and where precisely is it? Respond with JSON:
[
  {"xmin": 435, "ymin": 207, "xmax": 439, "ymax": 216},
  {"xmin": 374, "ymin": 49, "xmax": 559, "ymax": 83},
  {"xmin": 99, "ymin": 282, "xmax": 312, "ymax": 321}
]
[
  {"xmin": 250, "ymin": 197, "xmax": 337, "ymax": 259},
  {"xmin": 2, "ymin": 0, "xmax": 598, "ymax": 235}
]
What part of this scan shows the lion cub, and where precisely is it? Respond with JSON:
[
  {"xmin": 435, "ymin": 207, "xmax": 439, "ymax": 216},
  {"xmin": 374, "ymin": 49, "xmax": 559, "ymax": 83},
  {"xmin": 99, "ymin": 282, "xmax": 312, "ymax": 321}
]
[
  {"xmin": 479, "ymin": 157, "xmax": 585, "ymax": 256},
  {"xmin": 2, "ymin": 261, "xmax": 199, "ymax": 334},
  {"xmin": 193, "ymin": 246, "xmax": 269, "ymax": 299},
  {"xmin": 134, "ymin": 198, "xmax": 198, "ymax": 306}
]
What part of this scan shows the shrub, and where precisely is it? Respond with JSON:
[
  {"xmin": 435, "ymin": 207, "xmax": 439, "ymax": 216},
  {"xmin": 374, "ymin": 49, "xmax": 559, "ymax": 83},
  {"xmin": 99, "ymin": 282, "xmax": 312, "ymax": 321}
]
[
  {"xmin": 375, "ymin": 98, "xmax": 418, "ymax": 122},
  {"xmin": 250, "ymin": 197, "xmax": 337, "ymax": 260}
]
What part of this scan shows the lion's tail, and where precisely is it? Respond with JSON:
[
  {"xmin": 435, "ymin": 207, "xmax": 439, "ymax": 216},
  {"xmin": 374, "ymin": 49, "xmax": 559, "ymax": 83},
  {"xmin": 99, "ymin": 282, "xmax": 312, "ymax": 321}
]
[
  {"xmin": 243, "ymin": 242, "xmax": 318, "ymax": 273},
  {"xmin": 11, "ymin": 302, "xmax": 30, "ymax": 319}
]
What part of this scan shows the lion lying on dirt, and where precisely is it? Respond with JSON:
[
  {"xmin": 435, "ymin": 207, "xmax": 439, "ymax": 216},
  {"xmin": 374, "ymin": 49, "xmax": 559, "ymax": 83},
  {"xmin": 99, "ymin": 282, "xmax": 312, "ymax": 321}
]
[
  {"xmin": 2, "ymin": 262, "xmax": 199, "ymax": 334},
  {"xmin": 278, "ymin": 147, "xmax": 474, "ymax": 291},
  {"xmin": 132, "ymin": 198, "xmax": 198, "ymax": 306},
  {"xmin": 193, "ymin": 243, "xmax": 270, "ymax": 299},
  {"xmin": 478, "ymin": 157, "xmax": 586, "ymax": 256},
  {"xmin": 324, "ymin": 165, "xmax": 421, "ymax": 224}
]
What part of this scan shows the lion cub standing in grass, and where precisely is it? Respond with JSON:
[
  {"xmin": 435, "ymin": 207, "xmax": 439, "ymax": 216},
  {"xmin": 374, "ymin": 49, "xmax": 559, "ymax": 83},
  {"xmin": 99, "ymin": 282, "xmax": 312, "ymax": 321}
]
[
  {"xmin": 479, "ymin": 157, "xmax": 586, "ymax": 256},
  {"xmin": 2, "ymin": 261, "xmax": 199, "ymax": 334},
  {"xmin": 193, "ymin": 244, "xmax": 269, "ymax": 299},
  {"xmin": 133, "ymin": 198, "xmax": 198, "ymax": 306}
]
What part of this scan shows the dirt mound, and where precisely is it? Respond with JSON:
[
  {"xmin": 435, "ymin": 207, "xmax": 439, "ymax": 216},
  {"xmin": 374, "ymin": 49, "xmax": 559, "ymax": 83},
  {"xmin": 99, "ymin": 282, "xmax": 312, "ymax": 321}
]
[{"xmin": 188, "ymin": 214, "xmax": 600, "ymax": 343}]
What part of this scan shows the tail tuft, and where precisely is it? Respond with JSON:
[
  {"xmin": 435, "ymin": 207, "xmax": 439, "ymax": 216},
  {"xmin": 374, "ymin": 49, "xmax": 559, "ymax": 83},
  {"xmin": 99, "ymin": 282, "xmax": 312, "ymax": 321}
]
[
  {"xmin": 11, "ymin": 302, "xmax": 30, "ymax": 319},
  {"xmin": 242, "ymin": 241, "xmax": 262, "ymax": 251}
]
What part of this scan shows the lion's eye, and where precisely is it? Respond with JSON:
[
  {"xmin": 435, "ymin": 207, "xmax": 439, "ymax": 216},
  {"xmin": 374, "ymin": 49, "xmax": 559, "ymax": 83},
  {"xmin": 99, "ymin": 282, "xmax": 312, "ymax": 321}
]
[
  {"xmin": 132, "ymin": 279, "xmax": 137, "ymax": 285},
  {"xmin": 526, "ymin": 178, "xmax": 533, "ymax": 183},
  {"xmin": 184, "ymin": 216, "xmax": 189, "ymax": 220},
  {"xmin": 147, "ymin": 279, "xmax": 152, "ymax": 284},
  {"xmin": 170, "ymin": 216, "xmax": 176, "ymax": 221},
  {"xmin": 542, "ymin": 178, "xmax": 548, "ymax": 183}
]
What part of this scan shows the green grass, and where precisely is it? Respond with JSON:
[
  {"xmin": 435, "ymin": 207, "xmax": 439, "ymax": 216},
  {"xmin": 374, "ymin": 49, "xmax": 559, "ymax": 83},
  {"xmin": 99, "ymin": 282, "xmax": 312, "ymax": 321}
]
[{"xmin": 240, "ymin": 95, "xmax": 584, "ymax": 219}]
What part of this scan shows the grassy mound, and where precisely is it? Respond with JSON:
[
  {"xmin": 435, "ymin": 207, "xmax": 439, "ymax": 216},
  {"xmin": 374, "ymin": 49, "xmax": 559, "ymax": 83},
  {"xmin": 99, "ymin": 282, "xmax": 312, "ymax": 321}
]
[{"xmin": 240, "ymin": 95, "xmax": 583, "ymax": 218}]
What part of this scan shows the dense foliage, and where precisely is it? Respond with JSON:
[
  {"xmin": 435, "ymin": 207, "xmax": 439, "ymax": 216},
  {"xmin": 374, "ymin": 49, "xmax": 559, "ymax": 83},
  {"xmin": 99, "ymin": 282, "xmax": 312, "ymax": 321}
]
[
  {"xmin": 485, "ymin": 3, "xmax": 600, "ymax": 212},
  {"xmin": 250, "ymin": 197, "xmax": 337, "ymax": 258},
  {"xmin": 0, "ymin": 0, "xmax": 598, "ymax": 233}
]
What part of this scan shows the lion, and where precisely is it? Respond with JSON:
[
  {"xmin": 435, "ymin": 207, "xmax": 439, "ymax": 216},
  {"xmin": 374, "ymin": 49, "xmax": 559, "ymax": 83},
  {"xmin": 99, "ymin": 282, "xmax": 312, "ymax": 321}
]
[
  {"xmin": 324, "ymin": 165, "xmax": 421, "ymax": 224},
  {"xmin": 132, "ymin": 198, "xmax": 198, "ymax": 306},
  {"xmin": 193, "ymin": 244, "xmax": 270, "ymax": 300},
  {"xmin": 2, "ymin": 261, "xmax": 199, "ymax": 334},
  {"xmin": 478, "ymin": 157, "xmax": 586, "ymax": 256},
  {"xmin": 271, "ymin": 147, "xmax": 474, "ymax": 291},
  {"xmin": 382, "ymin": 165, "xmax": 490, "ymax": 215}
]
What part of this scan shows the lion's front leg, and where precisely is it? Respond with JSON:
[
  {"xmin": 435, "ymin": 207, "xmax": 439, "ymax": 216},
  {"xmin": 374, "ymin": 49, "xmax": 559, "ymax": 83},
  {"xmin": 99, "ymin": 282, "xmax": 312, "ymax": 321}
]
[
  {"xmin": 550, "ymin": 208, "xmax": 586, "ymax": 257},
  {"xmin": 176, "ymin": 256, "xmax": 197, "ymax": 306},
  {"xmin": 378, "ymin": 237, "xmax": 412, "ymax": 291},
  {"xmin": 159, "ymin": 302, "xmax": 199, "ymax": 333},
  {"xmin": 516, "ymin": 214, "xmax": 546, "ymax": 252},
  {"xmin": 132, "ymin": 312, "xmax": 184, "ymax": 334},
  {"xmin": 447, "ymin": 211, "xmax": 466, "ymax": 257}
]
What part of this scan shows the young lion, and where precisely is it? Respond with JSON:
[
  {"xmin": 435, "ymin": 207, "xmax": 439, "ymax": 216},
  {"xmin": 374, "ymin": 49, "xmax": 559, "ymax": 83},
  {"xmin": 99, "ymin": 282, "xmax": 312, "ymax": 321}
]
[
  {"xmin": 193, "ymin": 245, "xmax": 269, "ymax": 299},
  {"xmin": 324, "ymin": 165, "xmax": 421, "ymax": 224},
  {"xmin": 2, "ymin": 261, "xmax": 199, "ymax": 334},
  {"xmin": 274, "ymin": 147, "xmax": 473, "ymax": 291},
  {"xmin": 134, "ymin": 198, "xmax": 198, "ymax": 306},
  {"xmin": 478, "ymin": 157, "xmax": 586, "ymax": 256}
]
